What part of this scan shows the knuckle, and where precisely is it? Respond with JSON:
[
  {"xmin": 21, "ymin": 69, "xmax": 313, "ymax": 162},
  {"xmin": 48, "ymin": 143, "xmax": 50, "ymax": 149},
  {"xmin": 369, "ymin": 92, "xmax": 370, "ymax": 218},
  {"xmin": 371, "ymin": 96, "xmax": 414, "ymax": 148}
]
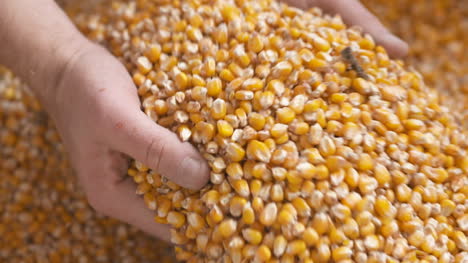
[
  {"xmin": 145, "ymin": 135, "xmax": 168, "ymax": 173},
  {"xmin": 81, "ymin": 172, "xmax": 116, "ymax": 216},
  {"xmin": 86, "ymin": 191, "xmax": 108, "ymax": 214}
]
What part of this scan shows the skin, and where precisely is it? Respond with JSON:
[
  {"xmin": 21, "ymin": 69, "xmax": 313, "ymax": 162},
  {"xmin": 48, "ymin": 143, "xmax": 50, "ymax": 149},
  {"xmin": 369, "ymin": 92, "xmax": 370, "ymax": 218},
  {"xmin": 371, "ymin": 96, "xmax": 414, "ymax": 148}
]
[{"xmin": 0, "ymin": 0, "xmax": 408, "ymax": 242}]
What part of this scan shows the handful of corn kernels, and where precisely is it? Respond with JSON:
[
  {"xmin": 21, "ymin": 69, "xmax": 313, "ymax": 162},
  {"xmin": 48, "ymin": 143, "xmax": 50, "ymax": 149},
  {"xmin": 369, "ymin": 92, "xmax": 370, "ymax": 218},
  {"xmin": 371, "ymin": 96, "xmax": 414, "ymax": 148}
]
[{"xmin": 73, "ymin": 0, "xmax": 468, "ymax": 262}]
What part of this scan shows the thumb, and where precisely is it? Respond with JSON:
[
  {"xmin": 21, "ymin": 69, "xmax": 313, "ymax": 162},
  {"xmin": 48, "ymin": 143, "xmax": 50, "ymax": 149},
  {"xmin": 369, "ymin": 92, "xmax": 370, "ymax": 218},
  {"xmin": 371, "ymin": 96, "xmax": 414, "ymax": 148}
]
[
  {"xmin": 109, "ymin": 111, "xmax": 210, "ymax": 190},
  {"xmin": 318, "ymin": 0, "xmax": 409, "ymax": 58}
]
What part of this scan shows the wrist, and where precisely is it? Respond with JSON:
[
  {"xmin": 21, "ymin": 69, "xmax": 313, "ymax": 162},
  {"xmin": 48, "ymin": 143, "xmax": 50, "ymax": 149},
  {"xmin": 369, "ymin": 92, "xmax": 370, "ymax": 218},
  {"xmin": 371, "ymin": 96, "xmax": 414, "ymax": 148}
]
[
  {"xmin": 36, "ymin": 37, "xmax": 96, "ymax": 113},
  {"xmin": 0, "ymin": 0, "xmax": 98, "ymax": 113}
]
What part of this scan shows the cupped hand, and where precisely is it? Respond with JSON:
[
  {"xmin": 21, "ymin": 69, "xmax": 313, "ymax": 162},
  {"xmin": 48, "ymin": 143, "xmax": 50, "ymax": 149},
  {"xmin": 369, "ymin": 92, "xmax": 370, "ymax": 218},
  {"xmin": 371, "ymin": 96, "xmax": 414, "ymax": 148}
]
[
  {"xmin": 285, "ymin": 0, "xmax": 409, "ymax": 58},
  {"xmin": 48, "ymin": 43, "xmax": 210, "ymax": 241}
]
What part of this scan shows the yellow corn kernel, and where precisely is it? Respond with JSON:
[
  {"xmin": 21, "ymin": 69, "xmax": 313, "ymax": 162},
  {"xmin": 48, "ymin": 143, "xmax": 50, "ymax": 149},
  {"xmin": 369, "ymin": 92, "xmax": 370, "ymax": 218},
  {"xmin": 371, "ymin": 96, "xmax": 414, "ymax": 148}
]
[
  {"xmin": 328, "ymin": 227, "xmax": 346, "ymax": 244},
  {"xmin": 242, "ymin": 228, "xmax": 262, "ymax": 245},
  {"xmin": 292, "ymin": 197, "xmax": 311, "ymax": 217},
  {"xmin": 319, "ymin": 136, "xmax": 336, "ymax": 157},
  {"xmin": 313, "ymin": 36, "xmax": 331, "ymax": 52},
  {"xmin": 246, "ymin": 140, "xmax": 271, "ymax": 163},
  {"xmin": 286, "ymin": 170, "xmax": 303, "ymax": 185},
  {"xmin": 230, "ymin": 196, "xmax": 247, "ymax": 217},
  {"xmin": 374, "ymin": 163, "xmax": 391, "ymax": 186},
  {"xmin": 276, "ymin": 107, "xmax": 295, "ymax": 124},
  {"xmin": 333, "ymin": 61, "xmax": 346, "ymax": 74},
  {"xmin": 226, "ymin": 162, "xmax": 243, "ymax": 180},
  {"xmin": 259, "ymin": 202, "xmax": 277, "ymax": 226},
  {"xmin": 226, "ymin": 142, "xmax": 246, "ymax": 162},
  {"xmin": 136, "ymin": 56, "xmax": 153, "ymax": 74},
  {"xmin": 375, "ymin": 197, "xmax": 394, "ymax": 218},
  {"xmin": 441, "ymin": 199, "xmax": 456, "ymax": 216},
  {"xmin": 271, "ymin": 61, "xmax": 293, "ymax": 79},
  {"xmin": 207, "ymin": 77, "xmax": 222, "ymax": 97},
  {"xmin": 358, "ymin": 37, "xmax": 375, "ymax": 50},
  {"xmin": 252, "ymin": 196, "xmax": 264, "ymax": 213},
  {"xmin": 242, "ymin": 204, "xmax": 255, "ymax": 225},
  {"xmin": 219, "ymin": 68, "xmax": 235, "ymax": 81},
  {"xmin": 277, "ymin": 208, "xmax": 296, "ymax": 225},
  {"xmin": 235, "ymin": 90, "xmax": 254, "ymax": 100},
  {"xmin": 408, "ymin": 230, "xmax": 424, "ymax": 247},
  {"xmin": 273, "ymin": 235, "xmax": 287, "ymax": 257},
  {"xmin": 453, "ymin": 230, "xmax": 468, "ymax": 250},
  {"xmin": 396, "ymin": 184, "xmax": 412, "ymax": 202},
  {"xmin": 143, "ymin": 192, "xmax": 156, "ymax": 210},
  {"xmin": 308, "ymin": 57, "xmax": 327, "ymax": 70},
  {"xmin": 271, "ymin": 184, "xmax": 284, "ymax": 202},
  {"xmin": 286, "ymin": 240, "xmax": 306, "ymax": 255},
  {"xmin": 296, "ymin": 162, "xmax": 316, "ymax": 180},
  {"xmin": 251, "ymin": 163, "xmax": 269, "ymax": 180},
  {"xmin": 332, "ymin": 246, "xmax": 352, "ymax": 261},
  {"xmin": 270, "ymin": 123, "xmax": 288, "ymax": 138},
  {"xmin": 302, "ymin": 227, "xmax": 319, "ymax": 246},
  {"xmin": 211, "ymin": 98, "xmax": 227, "ymax": 119},
  {"xmin": 255, "ymin": 245, "xmax": 271, "ymax": 261},
  {"xmin": 217, "ymin": 120, "xmax": 234, "ymax": 137},
  {"xmin": 315, "ymin": 242, "xmax": 331, "ymax": 262},
  {"xmin": 187, "ymin": 26, "xmax": 202, "ymax": 41},
  {"xmin": 187, "ymin": 213, "xmax": 205, "ymax": 232},
  {"xmin": 174, "ymin": 71, "xmax": 189, "ymax": 90},
  {"xmin": 352, "ymin": 77, "xmax": 370, "ymax": 94},
  {"xmin": 167, "ymin": 211, "xmax": 186, "ymax": 228},
  {"xmin": 248, "ymin": 34, "xmax": 264, "ymax": 53},
  {"xmin": 429, "ymin": 168, "xmax": 449, "ymax": 184},
  {"xmin": 380, "ymin": 221, "xmax": 398, "ymax": 237},
  {"xmin": 248, "ymin": 113, "xmax": 266, "ymax": 131},
  {"xmin": 207, "ymin": 205, "xmax": 224, "ymax": 225},
  {"xmin": 231, "ymin": 179, "xmax": 250, "ymax": 197},
  {"xmin": 211, "ymin": 23, "xmax": 228, "ymax": 43},
  {"xmin": 191, "ymin": 86, "xmax": 207, "ymax": 101},
  {"xmin": 219, "ymin": 219, "xmax": 237, "ymax": 238},
  {"xmin": 145, "ymin": 44, "xmax": 161, "ymax": 62},
  {"xmin": 312, "ymin": 213, "xmax": 330, "ymax": 235},
  {"xmin": 243, "ymin": 78, "xmax": 264, "ymax": 91},
  {"xmin": 375, "ymin": 108, "xmax": 402, "ymax": 131},
  {"xmin": 357, "ymin": 153, "xmax": 374, "ymax": 171},
  {"xmin": 267, "ymin": 79, "xmax": 285, "ymax": 96},
  {"xmin": 132, "ymin": 72, "xmax": 146, "ymax": 87},
  {"xmin": 290, "ymin": 121, "xmax": 309, "ymax": 135}
]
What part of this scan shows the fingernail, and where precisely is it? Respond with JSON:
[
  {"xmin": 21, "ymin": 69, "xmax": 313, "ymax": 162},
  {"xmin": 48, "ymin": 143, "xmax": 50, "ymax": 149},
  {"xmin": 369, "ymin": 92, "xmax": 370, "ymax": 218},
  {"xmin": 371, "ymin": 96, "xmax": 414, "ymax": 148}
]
[{"xmin": 179, "ymin": 157, "xmax": 208, "ymax": 189}]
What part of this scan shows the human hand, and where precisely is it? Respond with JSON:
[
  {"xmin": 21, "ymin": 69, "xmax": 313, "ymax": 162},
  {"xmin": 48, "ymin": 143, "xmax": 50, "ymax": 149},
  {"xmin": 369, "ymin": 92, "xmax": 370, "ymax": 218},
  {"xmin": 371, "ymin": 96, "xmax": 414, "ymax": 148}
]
[
  {"xmin": 0, "ymin": 0, "xmax": 209, "ymax": 241},
  {"xmin": 284, "ymin": 0, "xmax": 409, "ymax": 58},
  {"xmin": 48, "ymin": 43, "xmax": 210, "ymax": 241}
]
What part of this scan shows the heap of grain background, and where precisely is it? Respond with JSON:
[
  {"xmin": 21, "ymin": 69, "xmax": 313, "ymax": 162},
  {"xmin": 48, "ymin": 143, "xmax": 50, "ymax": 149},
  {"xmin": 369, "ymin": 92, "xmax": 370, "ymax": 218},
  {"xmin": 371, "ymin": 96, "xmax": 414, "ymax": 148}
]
[{"xmin": 0, "ymin": 0, "xmax": 466, "ymax": 262}]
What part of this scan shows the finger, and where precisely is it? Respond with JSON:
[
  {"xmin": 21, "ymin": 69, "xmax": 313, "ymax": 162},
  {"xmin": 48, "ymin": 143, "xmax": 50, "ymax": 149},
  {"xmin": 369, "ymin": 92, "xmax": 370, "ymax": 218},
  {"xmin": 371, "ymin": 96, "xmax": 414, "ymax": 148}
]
[
  {"xmin": 104, "ymin": 178, "xmax": 172, "ymax": 242},
  {"xmin": 317, "ymin": 0, "xmax": 409, "ymax": 58},
  {"xmin": 108, "ymin": 110, "xmax": 210, "ymax": 190},
  {"xmin": 78, "ymin": 149, "xmax": 171, "ymax": 241}
]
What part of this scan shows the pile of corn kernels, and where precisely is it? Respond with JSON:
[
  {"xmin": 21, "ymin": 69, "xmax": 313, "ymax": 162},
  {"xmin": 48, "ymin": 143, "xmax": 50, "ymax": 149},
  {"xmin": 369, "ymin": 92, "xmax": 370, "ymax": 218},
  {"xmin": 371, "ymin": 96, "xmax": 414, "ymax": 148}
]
[
  {"xmin": 0, "ymin": 0, "xmax": 467, "ymax": 262},
  {"xmin": 73, "ymin": 0, "xmax": 468, "ymax": 262}
]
